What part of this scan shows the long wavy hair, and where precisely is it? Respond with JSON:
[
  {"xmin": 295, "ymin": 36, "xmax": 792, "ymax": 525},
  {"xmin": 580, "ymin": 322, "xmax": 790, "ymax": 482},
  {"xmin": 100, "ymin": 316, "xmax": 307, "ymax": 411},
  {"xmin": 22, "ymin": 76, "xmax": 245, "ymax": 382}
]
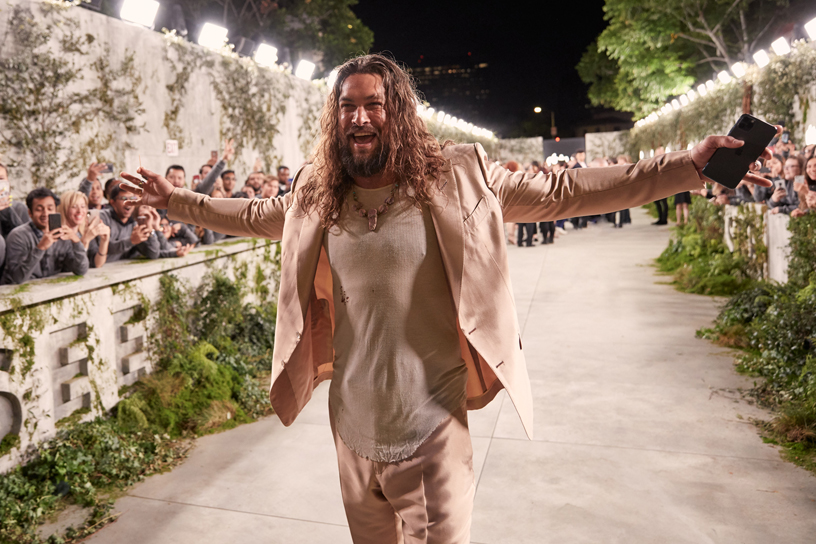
[{"xmin": 297, "ymin": 54, "xmax": 447, "ymax": 229}]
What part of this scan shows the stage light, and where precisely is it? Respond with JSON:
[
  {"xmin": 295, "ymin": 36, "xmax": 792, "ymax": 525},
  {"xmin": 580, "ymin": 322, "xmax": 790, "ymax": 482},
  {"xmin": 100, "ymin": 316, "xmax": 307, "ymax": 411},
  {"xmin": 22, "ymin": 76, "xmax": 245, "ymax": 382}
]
[
  {"xmin": 806, "ymin": 17, "xmax": 816, "ymax": 40},
  {"xmin": 753, "ymin": 49, "xmax": 770, "ymax": 68},
  {"xmin": 771, "ymin": 37, "xmax": 790, "ymax": 55},
  {"xmin": 295, "ymin": 60, "xmax": 316, "ymax": 80},
  {"xmin": 679, "ymin": 95, "xmax": 689, "ymax": 106},
  {"xmin": 639, "ymin": 150, "xmax": 645, "ymax": 160},
  {"xmin": 731, "ymin": 62, "xmax": 746, "ymax": 78},
  {"xmin": 687, "ymin": 89, "xmax": 698, "ymax": 101},
  {"xmin": 705, "ymin": 80, "xmax": 716, "ymax": 91},
  {"xmin": 717, "ymin": 71, "xmax": 732, "ymax": 84},
  {"xmin": 120, "ymin": 0, "xmax": 159, "ymax": 28},
  {"xmin": 426, "ymin": 107, "xmax": 435, "ymax": 119},
  {"xmin": 534, "ymin": 106, "xmax": 542, "ymax": 113},
  {"xmin": 254, "ymin": 43, "xmax": 278, "ymax": 69},
  {"xmin": 650, "ymin": 149, "xmax": 654, "ymax": 158},
  {"xmin": 326, "ymin": 69, "xmax": 338, "ymax": 88},
  {"xmin": 806, "ymin": 125, "xmax": 816, "ymax": 146},
  {"xmin": 696, "ymin": 84, "xmax": 707, "ymax": 97},
  {"xmin": 687, "ymin": 142, "xmax": 694, "ymax": 150},
  {"xmin": 198, "ymin": 23, "xmax": 228, "ymax": 50},
  {"xmin": 671, "ymin": 99, "xmax": 681, "ymax": 110}
]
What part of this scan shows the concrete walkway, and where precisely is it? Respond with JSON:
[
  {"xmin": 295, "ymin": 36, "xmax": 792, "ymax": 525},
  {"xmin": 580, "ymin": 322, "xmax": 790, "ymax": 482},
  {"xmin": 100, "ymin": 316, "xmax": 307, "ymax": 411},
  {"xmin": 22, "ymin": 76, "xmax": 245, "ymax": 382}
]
[{"xmin": 87, "ymin": 208, "xmax": 816, "ymax": 543}]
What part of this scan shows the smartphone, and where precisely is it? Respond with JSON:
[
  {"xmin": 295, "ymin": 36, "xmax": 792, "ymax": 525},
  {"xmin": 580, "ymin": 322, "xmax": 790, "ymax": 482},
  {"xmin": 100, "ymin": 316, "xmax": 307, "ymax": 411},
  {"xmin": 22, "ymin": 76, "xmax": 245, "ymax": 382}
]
[
  {"xmin": 795, "ymin": 175, "xmax": 805, "ymax": 186},
  {"xmin": 99, "ymin": 163, "xmax": 114, "ymax": 174},
  {"xmin": 136, "ymin": 215, "xmax": 148, "ymax": 227},
  {"xmin": 89, "ymin": 209, "xmax": 101, "ymax": 220},
  {"xmin": 48, "ymin": 213, "xmax": 62, "ymax": 231},
  {"xmin": 775, "ymin": 179, "xmax": 787, "ymax": 190},
  {"xmin": 781, "ymin": 131, "xmax": 790, "ymax": 144},
  {"xmin": 211, "ymin": 151, "xmax": 218, "ymax": 160},
  {"xmin": 702, "ymin": 114, "xmax": 777, "ymax": 189}
]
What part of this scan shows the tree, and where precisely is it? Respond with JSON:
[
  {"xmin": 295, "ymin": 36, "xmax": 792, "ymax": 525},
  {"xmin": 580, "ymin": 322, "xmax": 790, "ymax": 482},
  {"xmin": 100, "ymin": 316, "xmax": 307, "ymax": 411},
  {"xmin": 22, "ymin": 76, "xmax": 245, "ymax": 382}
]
[{"xmin": 577, "ymin": 0, "xmax": 797, "ymax": 118}]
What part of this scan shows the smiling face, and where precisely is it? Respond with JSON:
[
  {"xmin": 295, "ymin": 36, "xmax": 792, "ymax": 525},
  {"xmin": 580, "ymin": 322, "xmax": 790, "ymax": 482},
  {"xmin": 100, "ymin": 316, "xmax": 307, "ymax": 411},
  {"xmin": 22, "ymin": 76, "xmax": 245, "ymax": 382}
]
[
  {"xmin": 783, "ymin": 158, "xmax": 801, "ymax": 181},
  {"xmin": 768, "ymin": 157, "xmax": 783, "ymax": 177},
  {"xmin": 89, "ymin": 179, "xmax": 104, "ymax": 207},
  {"xmin": 29, "ymin": 196, "xmax": 56, "ymax": 231},
  {"xmin": 806, "ymin": 157, "xmax": 816, "ymax": 181},
  {"xmin": 222, "ymin": 172, "xmax": 236, "ymax": 192},
  {"xmin": 66, "ymin": 199, "xmax": 87, "ymax": 229},
  {"xmin": 167, "ymin": 168, "xmax": 186, "ymax": 189},
  {"xmin": 338, "ymin": 73, "xmax": 389, "ymax": 179},
  {"xmin": 111, "ymin": 193, "xmax": 135, "ymax": 221}
]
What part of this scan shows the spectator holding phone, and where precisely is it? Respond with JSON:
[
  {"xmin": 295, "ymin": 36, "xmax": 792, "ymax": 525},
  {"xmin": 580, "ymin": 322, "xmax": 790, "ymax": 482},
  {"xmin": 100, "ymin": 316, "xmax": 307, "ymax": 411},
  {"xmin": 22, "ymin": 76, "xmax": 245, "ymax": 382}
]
[
  {"xmin": 58, "ymin": 190, "xmax": 111, "ymax": 268},
  {"xmin": 791, "ymin": 156, "xmax": 816, "ymax": 217},
  {"xmin": 754, "ymin": 154, "xmax": 784, "ymax": 203},
  {"xmin": 90, "ymin": 184, "xmax": 159, "ymax": 264},
  {"xmin": 1, "ymin": 188, "xmax": 89, "ymax": 284},
  {"xmin": 135, "ymin": 204, "xmax": 193, "ymax": 258},
  {"xmin": 0, "ymin": 162, "xmax": 32, "ymax": 238},
  {"xmin": 196, "ymin": 139, "xmax": 235, "ymax": 196},
  {"xmin": 768, "ymin": 156, "xmax": 802, "ymax": 215},
  {"xmin": 78, "ymin": 162, "xmax": 114, "ymax": 210}
]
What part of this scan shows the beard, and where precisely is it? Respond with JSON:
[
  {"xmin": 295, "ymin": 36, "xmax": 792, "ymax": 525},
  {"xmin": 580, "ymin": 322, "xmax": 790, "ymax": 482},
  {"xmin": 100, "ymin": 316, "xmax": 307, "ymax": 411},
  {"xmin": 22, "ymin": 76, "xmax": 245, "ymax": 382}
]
[{"xmin": 340, "ymin": 131, "xmax": 390, "ymax": 178}]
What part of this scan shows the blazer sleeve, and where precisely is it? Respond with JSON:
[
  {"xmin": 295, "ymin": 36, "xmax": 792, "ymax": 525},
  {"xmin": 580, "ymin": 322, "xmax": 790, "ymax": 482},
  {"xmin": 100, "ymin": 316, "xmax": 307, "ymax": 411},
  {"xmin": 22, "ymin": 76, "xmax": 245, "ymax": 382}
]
[
  {"xmin": 167, "ymin": 165, "xmax": 309, "ymax": 241},
  {"xmin": 474, "ymin": 144, "xmax": 704, "ymax": 223}
]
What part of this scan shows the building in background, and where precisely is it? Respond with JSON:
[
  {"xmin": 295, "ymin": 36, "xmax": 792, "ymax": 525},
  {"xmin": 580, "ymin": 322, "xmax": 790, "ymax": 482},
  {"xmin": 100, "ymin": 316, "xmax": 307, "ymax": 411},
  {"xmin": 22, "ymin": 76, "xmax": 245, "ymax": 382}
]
[
  {"xmin": 573, "ymin": 109, "xmax": 634, "ymax": 137},
  {"xmin": 409, "ymin": 56, "xmax": 490, "ymax": 123}
]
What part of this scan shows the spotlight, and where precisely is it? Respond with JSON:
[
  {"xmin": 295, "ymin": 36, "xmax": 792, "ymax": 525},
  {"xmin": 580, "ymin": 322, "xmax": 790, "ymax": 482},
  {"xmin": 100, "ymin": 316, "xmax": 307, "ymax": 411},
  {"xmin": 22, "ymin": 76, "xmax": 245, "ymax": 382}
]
[
  {"xmin": 687, "ymin": 89, "xmax": 698, "ymax": 101},
  {"xmin": 254, "ymin": 43, "xmax": 278, "ymax": 69},
  {"xmin": 697, "ymin": 84, "xmax": 708, "ymax": 96},
  {"xmin": 426, "ymin": 107, "xmax": 435, "ymax": 119},
  {"xmin": 806, "ymin": 17, "xmax": 816, "ymax": 40},
  {"xmin": 753, "ymin": 49, "xmax": 770, "ymax": 68},
  {"xmin": 120, "ymin": 0, "xmax": 159, "ymax": 28},
  {"xmin": 679, "ymin": 95, "xmax": 689, "ymax": 106},
  {"xmin": 534, "ymin": 106, "xmax": 542, "ymax": 113},
  {"xmin": 705, "ymin": 80, "xmax": 716, "ymax": 90},
  {"xmin": 198, "ymin": 23, "xmax": 228, "ymax": 50},
  {"xmin": 326, "ymin": 69, "xmax": 338, "ymax": 88},
  {"xmin": 650, "ymin": 149, "xmax": 654, "ymax": 158},
  {"xmin": 771, "ymin": 37, "xmax": 790, "ymax": 55},
  {"xmin": 731, "ymin": 62, "xmax": 746, "ymax": 78},
  {"xmin": 639, "ymin": 150, "xmax": 645, "ymax": 160},
  {"xmin": 671, "ymin": 99, "xmax": 680, "ymax": 110},
  {"xmin": 295, "ymin": 60, "xmax": 316, "ymax": 80},
  {"xmin": 717, "ymin": 71, "xmax": 732, "ymax": 84}
]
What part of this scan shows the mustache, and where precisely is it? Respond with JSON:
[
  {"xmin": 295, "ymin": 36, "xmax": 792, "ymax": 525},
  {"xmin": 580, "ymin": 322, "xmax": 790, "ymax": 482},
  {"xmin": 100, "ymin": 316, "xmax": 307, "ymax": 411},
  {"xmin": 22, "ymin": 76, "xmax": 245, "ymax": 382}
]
[{"xmin": 345, "ymin": 125, "xmax": 380, "ymax": 137}]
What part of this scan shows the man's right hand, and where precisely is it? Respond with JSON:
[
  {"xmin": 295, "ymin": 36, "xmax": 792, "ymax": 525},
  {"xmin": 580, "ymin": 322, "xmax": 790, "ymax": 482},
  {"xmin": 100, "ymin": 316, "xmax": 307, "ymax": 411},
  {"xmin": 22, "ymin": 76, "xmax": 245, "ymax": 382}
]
[
  {"xmin": 120, "ymin": 167, "xmax": 175, "ymax": 210},
  {"xmin": 36, "ymin": 228, "xmax": 64, "ymax": 251},
  {"xmin": 87, "ymin": 162, "xmax": 106, "ymax": 182},
  {"xmin": 771, "ymin": 187, "xmax": 787, "ymax": 203},
  {"xmin": 130, "ymin": 224, "xmax": 151, "ymax": 245}
]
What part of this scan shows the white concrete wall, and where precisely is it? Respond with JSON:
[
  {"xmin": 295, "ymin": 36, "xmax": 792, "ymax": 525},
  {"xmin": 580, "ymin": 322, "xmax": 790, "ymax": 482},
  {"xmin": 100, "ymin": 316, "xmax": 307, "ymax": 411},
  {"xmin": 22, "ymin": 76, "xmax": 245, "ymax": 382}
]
[
  {"xmin": 766, "ymin": 212, "xmax": 792, "ymax": 284},
  {"xmin": 0, "ymin": 238, "xmax": 278, "ymax": 472}
]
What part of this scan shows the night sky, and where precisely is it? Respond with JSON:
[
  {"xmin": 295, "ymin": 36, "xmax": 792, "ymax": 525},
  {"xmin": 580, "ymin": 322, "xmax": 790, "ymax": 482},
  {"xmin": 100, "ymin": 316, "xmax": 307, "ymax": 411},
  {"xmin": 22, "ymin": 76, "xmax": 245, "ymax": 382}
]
[{"xmin": 352, "ymin": 0, "xmax": 609, "ymax": 137}]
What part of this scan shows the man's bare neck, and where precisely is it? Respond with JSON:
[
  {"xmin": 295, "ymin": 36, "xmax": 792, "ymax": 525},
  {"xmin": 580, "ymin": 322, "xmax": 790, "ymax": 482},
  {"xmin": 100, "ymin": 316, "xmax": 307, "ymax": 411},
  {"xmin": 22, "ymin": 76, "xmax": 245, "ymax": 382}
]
[{"xmin": 352, "ymin": 171, "xmax": 395, "ymax": 190}]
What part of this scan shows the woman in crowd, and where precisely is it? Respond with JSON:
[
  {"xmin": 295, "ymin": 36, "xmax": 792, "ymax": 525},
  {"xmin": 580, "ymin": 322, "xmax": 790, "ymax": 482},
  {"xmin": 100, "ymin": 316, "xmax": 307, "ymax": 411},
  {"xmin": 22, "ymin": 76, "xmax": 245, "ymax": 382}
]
[
  {"xmin": 755, "ymin": 154, "xmax": 784, "ymax": 203},
  {"xmin": 58, "ymin": 190, "xmax": 111, "ymax": 268},
  {"xmin": 792, "ymin": 155, "xmax": 816, "ymax": 217},
  {"xmin": 769, "ymin": 156, "xmax": 802, "ymax": 215}
]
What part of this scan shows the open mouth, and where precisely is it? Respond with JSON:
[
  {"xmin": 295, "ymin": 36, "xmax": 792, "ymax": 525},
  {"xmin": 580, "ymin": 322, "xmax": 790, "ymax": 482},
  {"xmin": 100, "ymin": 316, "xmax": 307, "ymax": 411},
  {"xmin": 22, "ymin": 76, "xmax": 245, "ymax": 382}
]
[{"xmin": 350, "ymin": 132, "xmax": 377, "ymax": 146}]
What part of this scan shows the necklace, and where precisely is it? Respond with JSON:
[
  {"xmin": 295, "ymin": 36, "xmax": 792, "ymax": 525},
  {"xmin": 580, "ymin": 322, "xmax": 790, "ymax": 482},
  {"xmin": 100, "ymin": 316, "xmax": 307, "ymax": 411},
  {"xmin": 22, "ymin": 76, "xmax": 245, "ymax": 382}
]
[{"xmin": 351, "ymin": 182, "xmax": 399, "ymax": 231}]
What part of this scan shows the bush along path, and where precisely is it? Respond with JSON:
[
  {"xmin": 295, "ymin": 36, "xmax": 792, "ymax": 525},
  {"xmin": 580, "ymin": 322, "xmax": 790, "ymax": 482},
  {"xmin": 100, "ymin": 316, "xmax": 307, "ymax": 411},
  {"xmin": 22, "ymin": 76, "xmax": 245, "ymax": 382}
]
[
  {"xmin": 657, "ymin": 200, "xmax": 816, "ymax": 475},
  {"xmin": 0, "ymin": 272, "xmax": 276, "ymax": 544}
]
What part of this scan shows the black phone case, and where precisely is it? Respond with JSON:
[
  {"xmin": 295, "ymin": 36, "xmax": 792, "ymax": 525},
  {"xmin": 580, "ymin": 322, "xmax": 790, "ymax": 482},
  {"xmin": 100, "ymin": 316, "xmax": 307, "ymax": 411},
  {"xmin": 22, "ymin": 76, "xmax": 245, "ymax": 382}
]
[
  {"xmin": 701, "ymin": 114, "xmax": 776, "ymax": 189},
  {"xmin": 48, "ymin": 213, "xmax": 61, "ymax": 231}
]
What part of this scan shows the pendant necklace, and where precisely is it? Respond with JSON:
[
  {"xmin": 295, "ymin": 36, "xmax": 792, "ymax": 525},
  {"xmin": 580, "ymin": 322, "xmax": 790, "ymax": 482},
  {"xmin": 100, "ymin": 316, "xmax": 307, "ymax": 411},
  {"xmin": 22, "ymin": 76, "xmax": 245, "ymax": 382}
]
[{"xmin": 351, "ymin": 182, "xmax": 399, "ymax": 231}]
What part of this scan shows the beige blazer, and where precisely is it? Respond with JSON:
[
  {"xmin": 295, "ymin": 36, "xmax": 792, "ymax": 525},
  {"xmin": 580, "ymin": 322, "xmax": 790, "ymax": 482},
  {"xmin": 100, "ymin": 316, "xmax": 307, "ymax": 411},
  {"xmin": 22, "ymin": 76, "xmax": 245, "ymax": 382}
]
[{"xmin": 168, "ymin": 144, "xmax": 702, "ymax": 439}]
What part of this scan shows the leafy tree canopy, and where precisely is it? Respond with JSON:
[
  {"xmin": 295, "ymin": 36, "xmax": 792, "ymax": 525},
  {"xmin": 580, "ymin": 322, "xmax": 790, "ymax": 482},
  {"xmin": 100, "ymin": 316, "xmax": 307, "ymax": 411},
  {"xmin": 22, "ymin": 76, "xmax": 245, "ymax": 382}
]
[{"xmin": 577, "ymin": 0, "xmax": 798, "ymax": 118}]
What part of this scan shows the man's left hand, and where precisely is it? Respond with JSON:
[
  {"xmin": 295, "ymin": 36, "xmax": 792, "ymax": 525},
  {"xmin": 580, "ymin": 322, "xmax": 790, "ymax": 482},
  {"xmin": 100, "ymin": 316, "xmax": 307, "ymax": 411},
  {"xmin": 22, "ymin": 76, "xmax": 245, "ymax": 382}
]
[{"xmin": 690, "ymin": 126, "xmax": 782, "ymax": 188}]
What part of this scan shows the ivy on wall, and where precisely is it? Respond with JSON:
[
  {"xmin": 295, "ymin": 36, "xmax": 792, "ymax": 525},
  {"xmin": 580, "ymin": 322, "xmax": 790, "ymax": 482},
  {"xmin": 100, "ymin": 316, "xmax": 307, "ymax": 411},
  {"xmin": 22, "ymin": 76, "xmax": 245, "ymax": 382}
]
[
  {"xmin": 0, "ymin": 2, "xmax": 144, "ymax": 190},
  {"xmin": 629, "ymin": 42, "xmax": 816, "ymax": 158}
]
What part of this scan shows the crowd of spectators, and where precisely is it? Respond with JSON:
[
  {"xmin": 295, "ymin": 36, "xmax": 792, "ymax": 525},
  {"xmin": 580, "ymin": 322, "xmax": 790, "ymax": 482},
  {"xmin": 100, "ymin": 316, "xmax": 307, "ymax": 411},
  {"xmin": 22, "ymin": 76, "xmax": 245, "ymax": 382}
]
[
  {"xmin": 0, "ymin": 138, "xmax": 294, "ymax": 286},
  {"xmin": 505, "ymin": 150, "xmax": 634, "ymax": 247},
  {"xmin": 692, "ymin": 129, "xmax": 816, "ymax": 217}
]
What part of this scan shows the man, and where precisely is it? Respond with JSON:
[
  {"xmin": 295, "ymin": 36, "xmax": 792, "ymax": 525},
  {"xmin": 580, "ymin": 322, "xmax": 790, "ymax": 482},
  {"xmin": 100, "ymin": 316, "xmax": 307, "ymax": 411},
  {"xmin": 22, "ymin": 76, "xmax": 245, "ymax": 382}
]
[
  {"xmin": 260, "ymin": 176, "xmax": 280, "ymax": 199},
  {"xmin": 196, "ymin": 139, "xmax": 235, "ymax": 196},
  {"xmin": 90, "ymin": 184, "xmax": 159, "ymax": 263},
  {"xmin": 78, "ymin": 162, "xmax": 111, "ymax": 210},
  {"xmin": 0, "ymin": 162, "xmax": 31, "ymax": 238},
  {"xmin": 165, "ymin": 165, "xmax": 186, "ymax": 189},
  {"xmin": 1, "ymin": 188, "xmax": 89, "ymax": 284},
  {"xmin": 568, "ymin": 150, "xmax": 589, "ymax": 229},
  {"xmin": 276, "ymin": 165, "xmax": 290, "ymax": 195},
  {"xmin": 220, "ymin": 170, "xmax": 237, "ymax": 198},
  {"xmin": 121, "ymin": 54, "xmax": 774, "ymax": 544},
  {"xmin": 247, "ymin": 171, "xmax": 265, "ymax": 196}
]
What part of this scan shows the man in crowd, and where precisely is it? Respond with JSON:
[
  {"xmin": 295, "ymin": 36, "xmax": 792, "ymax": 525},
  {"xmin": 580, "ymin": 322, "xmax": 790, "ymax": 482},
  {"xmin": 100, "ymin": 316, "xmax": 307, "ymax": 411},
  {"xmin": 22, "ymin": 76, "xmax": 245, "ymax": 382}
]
[
  {"xmin": 276, "ymin": 166, "xmax": 290, "ymax": 195},
  {"xmin": 220, "ymin": 170, "xmax": 237, "ymax": 198},
  {"xmin": 260, "ymin": 176, "xmax": 280, "ymax": 199},
  {"xmin": 121, "ymin": 54, "xmax": 775, "ymax": 543},
  {"xmin": 247, "ymin": 171, "xmax": 265, "ymax": 197},
  {"xmin": 1, "ymin": 188, "xmax": 89, "ymax": 284},
  {"xmin": 0, "ymin": 162, "xmax": 31, "ymax": 238},
  {"xmin": 196, "ymin": 139, "xmax": 235, "ymax": 196},
  {"xmin": 91, "ymin": 184, "xmax": 159, "ymax": 263}
]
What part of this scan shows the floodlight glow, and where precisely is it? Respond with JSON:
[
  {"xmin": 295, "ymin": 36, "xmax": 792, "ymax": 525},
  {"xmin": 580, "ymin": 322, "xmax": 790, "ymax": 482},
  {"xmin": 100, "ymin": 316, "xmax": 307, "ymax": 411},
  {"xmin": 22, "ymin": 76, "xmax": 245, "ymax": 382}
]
[
  {"xmin": 426, "ymin": 107, "xmax": 435, "ymax": 119},
  {"xmin": 326, "ymin": 69, "xmax": 338, "ymax": 88},
  {"xmin": 639, "ymin": 150, "xmax": 645, "ymax": 160},
  {"xmin": 687, "ymin": 89, "xmax": 698, "ymax": 101},
  {"xmin": 806, "ymin": 125, "xmax": 816, "ymax": 146},
  {"xmin": 671, "ymin": 99, "xmax": 681, "ymax": 110},
  {"xmin": 679, "ymin": 95, "xmax": 689, "ymax": 106},
  {"xmin": 705, "ymin": 80, "xmax": 715, "ymax": 91},
  {"xmin": 731, "ymin": 62, "xmax": 746, "ymax": 78},
  {"xmin": 295, "ymin": 60, "xmax": 316, "ymax": 80},
  {"xmin": 436, "ymin": 110, "xmax": 446, "ymax": 121},
  {"xmin": 697, "ymin": 84, "xmax": 707, "ymax": 96},
  {"xmin": 120, "ymin": 0, "xmax": 159, "ymax": 28},
  {"xmin": 806, "ymin": 17, "xmax": 816, "ymax": 40},
  {"xmin": 753, "ymin": 49, "xmax": 770, "ymax": 68},
  {"xmin": 650, "ymin": 149, "xmax": 654, "ymax": 158},
  {"xmin": 198, "ymin": 23, "xmax": 228, "ymax": 50},
  {"xmin": 717, "ymin": 71, "xmax": 732, "ymax": 84},
  {"xmin": 687, "ymin": 143, "xmax": 694, "ymax": 150},
  {"xmin": 254, "ymin": 43, "xmax": 278, "ymax": 69},
  {"xmin": 771, "ymin": 37, "xmax": 790, "ymax": 55}
]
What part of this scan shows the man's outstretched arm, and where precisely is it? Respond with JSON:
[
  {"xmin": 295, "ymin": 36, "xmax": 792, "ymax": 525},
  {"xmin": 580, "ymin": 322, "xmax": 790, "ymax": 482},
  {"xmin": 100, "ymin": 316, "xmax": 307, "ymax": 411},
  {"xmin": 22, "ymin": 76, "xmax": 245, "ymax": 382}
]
[
  {"xmin": 119, "ymin": 166, "xmax": 300, "ymax": 241},
  {"xmin": 481, "ymin": 133, "xmax": 776, "ymax": 224}
]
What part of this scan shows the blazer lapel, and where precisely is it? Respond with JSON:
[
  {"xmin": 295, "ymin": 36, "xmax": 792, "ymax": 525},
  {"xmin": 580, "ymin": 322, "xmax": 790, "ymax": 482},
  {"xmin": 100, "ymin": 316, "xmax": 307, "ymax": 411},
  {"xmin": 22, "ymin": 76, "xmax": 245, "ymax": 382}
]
[{"xmin": 429, "ymin": 159, "xmax": 465, "ymax": 312}]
